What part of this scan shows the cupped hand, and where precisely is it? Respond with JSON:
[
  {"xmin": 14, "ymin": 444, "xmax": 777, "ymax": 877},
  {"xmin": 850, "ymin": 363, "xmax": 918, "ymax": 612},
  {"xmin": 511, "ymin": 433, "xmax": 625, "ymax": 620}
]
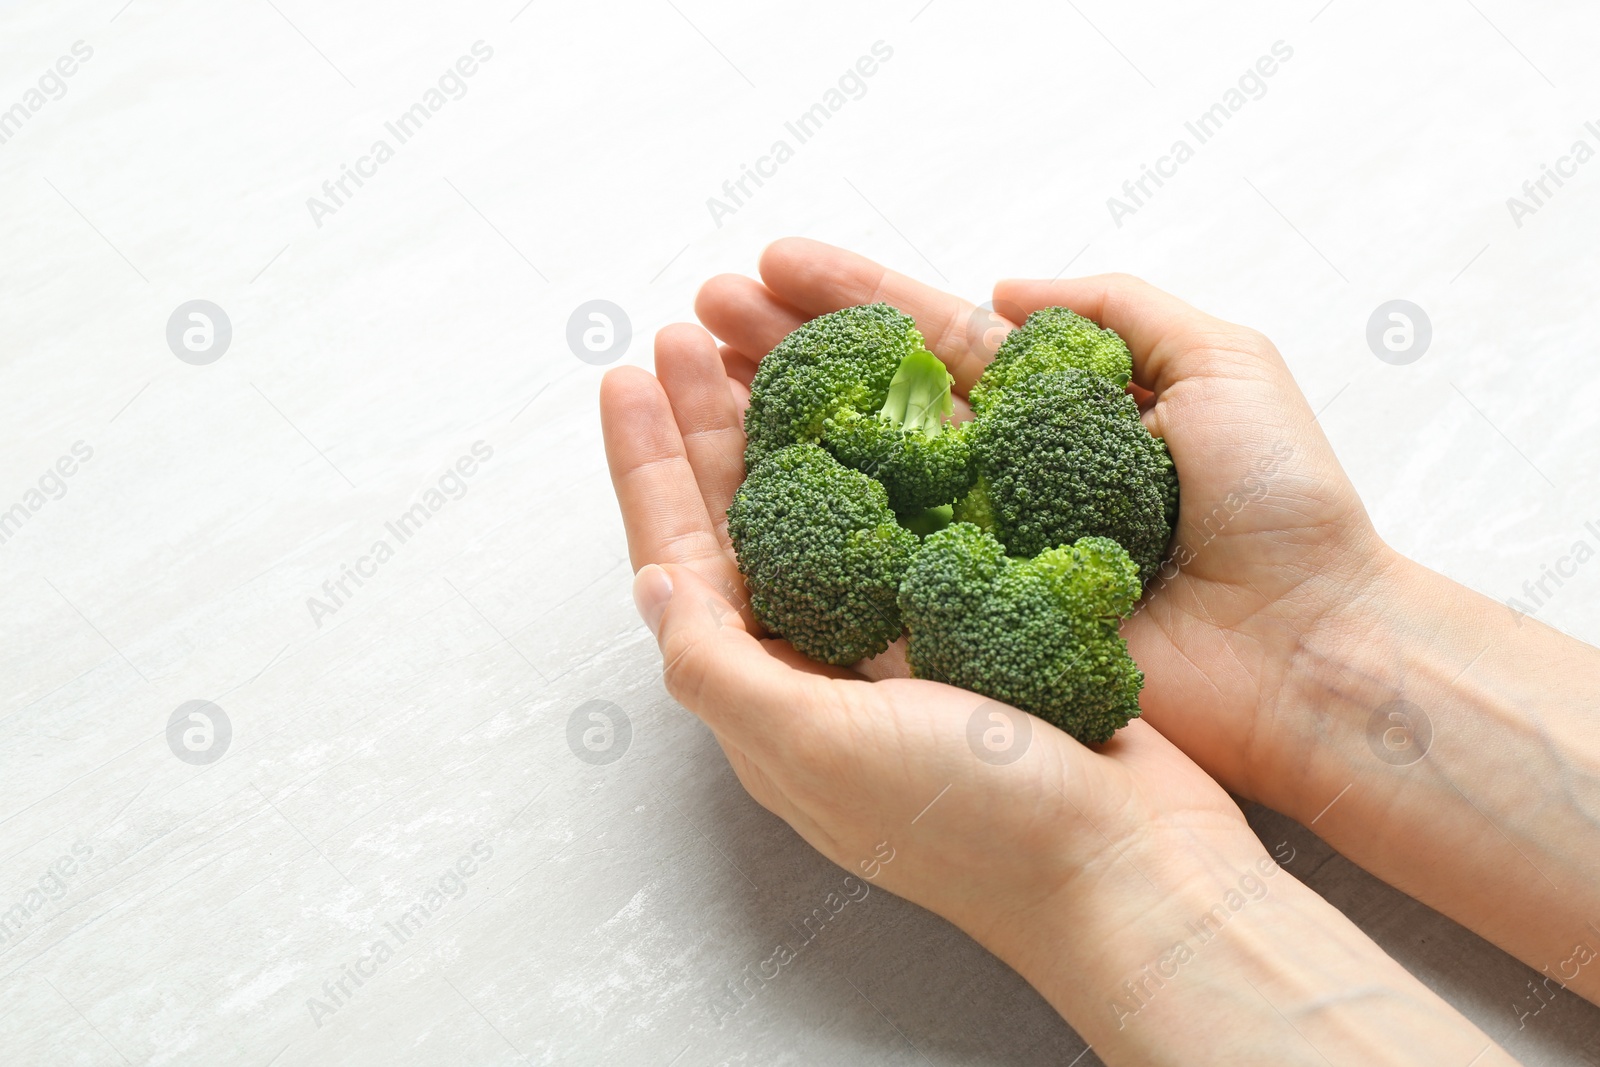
[
  {"xmin": 691, "ymin": 237, "xmax": 1391, "ymax": 813},
  {"xmin": 987, "ymin": 271, "xmax": 1391, "ymax": 811},
  {"xmin": 598, "ymin": 244, "xmax": 1277, "ymax": 979}
]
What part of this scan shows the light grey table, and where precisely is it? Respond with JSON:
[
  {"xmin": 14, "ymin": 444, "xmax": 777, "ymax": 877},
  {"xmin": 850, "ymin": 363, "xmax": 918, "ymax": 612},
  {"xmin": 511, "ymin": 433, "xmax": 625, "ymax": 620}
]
[{"xmin": 3, "ymin": 0, "xmax": 1598, "ymax": 1062}]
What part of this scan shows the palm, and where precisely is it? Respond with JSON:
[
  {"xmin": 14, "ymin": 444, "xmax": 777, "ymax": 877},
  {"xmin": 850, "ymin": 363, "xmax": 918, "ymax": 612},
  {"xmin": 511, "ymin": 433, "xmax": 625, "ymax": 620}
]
[
  {"xmin": 601, "ymin": 238, "xmax": 1272, "ymax": 945},
  {"xmin": 1086, "ymin": 330, "xmax": 1381, "ymax": 801}
]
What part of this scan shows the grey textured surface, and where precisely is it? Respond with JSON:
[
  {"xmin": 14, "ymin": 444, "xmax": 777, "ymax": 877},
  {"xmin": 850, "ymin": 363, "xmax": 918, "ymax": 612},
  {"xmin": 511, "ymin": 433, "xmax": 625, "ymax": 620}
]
[{"xmin": 2, "ymin": 0, "xmax": 1598, "ymax": 1063}]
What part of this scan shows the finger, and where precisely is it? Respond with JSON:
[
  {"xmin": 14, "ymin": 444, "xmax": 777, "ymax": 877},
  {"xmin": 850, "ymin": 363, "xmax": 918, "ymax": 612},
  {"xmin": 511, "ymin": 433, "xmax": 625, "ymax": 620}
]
[
  {"xmin": 758, "ymin": 237, "xmax": 1011, "ymax": 395},
  {"xmin": 600, "ymin": 367, "xmax": 741, "ymax": 602},
  {"xmin": 993, "ymin": 274, "xmax": 1283, "ymax": 396},
  {"xmin": 636, "ymin": 563, "xmax": 854, "ymax": 761},
  {"xmin": 700, "ymin": 276, "xmax": 967, "ymax": 421},
  {"xmin": 854, "ymin": 639, "xmax": 910, "ymax": 682},
  {"xmin": 719, "ymin": 344, "xmax": 758, "ymax": 388},
  {"xmin": 760, "ymin": 638, "xmax": 862, "ymax": 680},
  {"xmin": 728, "ymin": 376, "xmax": 751, "ymax": 423},
  {"xmin": 695, "ymin": 273, "xmax": 807, "ymax": 363},
  {"xmin": 654, "ymin": 324, "xmax": 747, "ymax": 547}
]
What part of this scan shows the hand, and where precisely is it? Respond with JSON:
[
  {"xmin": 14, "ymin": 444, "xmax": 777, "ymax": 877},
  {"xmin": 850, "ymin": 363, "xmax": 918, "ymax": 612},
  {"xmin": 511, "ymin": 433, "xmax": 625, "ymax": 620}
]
[
  {"xmin": 684, "ymin": 238, "xmax": 1393, "ymax": 815},
  {"xmin": 988, "ymin": 273, "xmax": 1396, "ymax": 814},
  {"xmin": 601, "ymin": 240, "xmax": 1520, "ymax": 1063},
  {"xmin": 599, "ymin": 257, "xmax": 1263, "ymax": 975},
  {"xmin": 997, "ymin": 269, "xmax": 1600, "ymax": 1011}
]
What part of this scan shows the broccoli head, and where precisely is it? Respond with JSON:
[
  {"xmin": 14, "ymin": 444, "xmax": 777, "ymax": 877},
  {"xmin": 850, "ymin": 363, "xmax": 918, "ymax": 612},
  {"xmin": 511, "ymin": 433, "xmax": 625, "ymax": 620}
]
[
  {"xmin": 822, "ymin": 347, "xmax": 972, "ymax": 513},
  {"xmin": 955, "ymin": 368, "xmax": 1176, "ymax": 582},
  {"xmin": 727, "ymin": 443, "xmax": 918, "ymax": 665},
  {"xmin": 898, "ymin": 523, "xmax": 1144, "ymax": 744},
  {"xmin": 743, "ymin": 304, "xmax": 971, "ymax": 513},
  {"xmin": 969, "ymin": 306, "xmax": 1134, "ymax": 413}
]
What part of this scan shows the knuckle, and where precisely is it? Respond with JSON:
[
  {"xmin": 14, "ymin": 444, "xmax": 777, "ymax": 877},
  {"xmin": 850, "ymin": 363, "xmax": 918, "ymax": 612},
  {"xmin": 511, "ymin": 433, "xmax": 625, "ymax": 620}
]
[
  {"xmin": 692, "ymin": 273, "xmax": 742, "ymax": 318},
  {"xmin": 1231, "ymin": 324, "xmax": 1276, "ymax": 353},
  {"xmin": 659, "ymin": 629, "xmax": 712, "ymax": 709},
  {"xmin": 1098, "ymin": 273, "xmax": 1150, "ymax": 324},
  {"xmin": 1185, "ymin": 323, "xmax": 1277, "ymax": 369},
  {"xmin": 1100, "ymin": 271, "xmax": 1154, "ymax": 307}
]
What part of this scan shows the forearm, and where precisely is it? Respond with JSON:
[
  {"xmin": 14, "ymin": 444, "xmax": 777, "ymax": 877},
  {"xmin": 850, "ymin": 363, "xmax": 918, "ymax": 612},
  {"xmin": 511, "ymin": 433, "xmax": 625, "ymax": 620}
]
[
  {"xmin": 998, "ymin": 827, "xmax": 1513, "ymax": 1066},
  {"xmin": 1275, "ymin": 548, "xmax": 1600, "ymax": 1002}
]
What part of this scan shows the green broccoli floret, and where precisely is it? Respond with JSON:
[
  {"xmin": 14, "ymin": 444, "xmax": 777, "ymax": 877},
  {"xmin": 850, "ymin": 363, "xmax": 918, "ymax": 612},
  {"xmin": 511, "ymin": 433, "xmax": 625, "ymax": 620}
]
[
  {"xmin": 822, "ymin": 348, "xmax": 972, "ymax": 514},
  {"xmin": 969, "ymin": 307, "xmax": 1133, "ymax": 413},
  {"xmin": 727, "ymin": 443, "xmax": 918, "ymax": 665},
  {"xmin": 744, "ymin": 304, "xmax": 971, "ymax": 513},
  {"xmin": 955, "ymin": 368, "xmax": 1176, "ymax": 582},
  {"xmin": 898, "ymin": 524, "xmax": 1144, "ymax": 744}
]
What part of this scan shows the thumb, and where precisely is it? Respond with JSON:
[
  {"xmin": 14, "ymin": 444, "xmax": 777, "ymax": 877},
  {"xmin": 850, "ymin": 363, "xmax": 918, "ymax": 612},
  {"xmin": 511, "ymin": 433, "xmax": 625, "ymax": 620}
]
[
  {"xmin": 993, "ymin": 274, "xmax": 1288, "ymax": 397},
  {"xmin": 632, "ymin": 563, "xmax": 824, "ymax": 757}
]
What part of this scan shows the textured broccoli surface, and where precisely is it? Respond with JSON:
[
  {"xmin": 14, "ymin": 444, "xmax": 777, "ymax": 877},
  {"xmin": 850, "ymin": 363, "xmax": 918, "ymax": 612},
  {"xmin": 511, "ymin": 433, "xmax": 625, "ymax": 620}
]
[
  {"xmin": 955, "ymin": 368, "xmax": 1176, "ymax": 582},
  {"xmin": 899, "ymin": 524, "xmax": 1144, "ymax": 744},
  {"xmin": 727, "ymin": 443, "xmax": 918, "ymax": 665},
  {"xmin": 969, "ymin": 307, "xmax": 1134, "ymax": 413},
  {"xmin": 743, "ymin": 304, "xmax": 971, "ymax": 513},
  {"xmin": 725, "ymin": 300, "xmax": 1178, "ymax": 729}
]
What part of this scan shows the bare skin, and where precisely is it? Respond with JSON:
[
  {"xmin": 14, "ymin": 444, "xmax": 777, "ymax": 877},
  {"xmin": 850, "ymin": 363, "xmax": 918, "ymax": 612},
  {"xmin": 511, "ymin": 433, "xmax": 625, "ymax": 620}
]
[{"xmin": 599, "ymin": 237, "xmax": 1597, "ymax": 1063}]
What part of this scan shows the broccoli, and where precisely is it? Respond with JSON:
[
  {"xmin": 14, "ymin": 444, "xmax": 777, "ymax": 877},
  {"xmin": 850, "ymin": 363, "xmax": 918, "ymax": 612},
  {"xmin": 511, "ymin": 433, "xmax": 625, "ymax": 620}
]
[
  {"xmin": 955, "ymin": 367, "xmax": 1177, "ymax": 582},
  {"xmin": 968, "ymin": 306, "xmax": 1133, "ymax": 413},
  {"xmin": 723, "ymin": 300, "xmax": 1178, "ymax": 744},
  {"xmin": 743, "ymin": 304, "xmax": 971, "ymax": 513},
  {"xmin": 727, "ymin": 443, "xmax": 918, "ymax": 665},
  {"xmin": 899, "ymin": 503, "xmax": 954, "ymax": 539},
  {"xmin": 898, "ymin": 523, "xmax": 1144, "ymax": 744}
]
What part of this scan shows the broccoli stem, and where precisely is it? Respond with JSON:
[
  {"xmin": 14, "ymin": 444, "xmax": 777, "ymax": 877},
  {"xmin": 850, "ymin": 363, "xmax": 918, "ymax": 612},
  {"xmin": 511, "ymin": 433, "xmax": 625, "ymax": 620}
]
[
  {"xmin": 878, "ymin": 348, "xmax": 953, "ymax": 437},
  {"xmin": 900, "ymin": 503, "xmax": 954, "ymax": 537}
]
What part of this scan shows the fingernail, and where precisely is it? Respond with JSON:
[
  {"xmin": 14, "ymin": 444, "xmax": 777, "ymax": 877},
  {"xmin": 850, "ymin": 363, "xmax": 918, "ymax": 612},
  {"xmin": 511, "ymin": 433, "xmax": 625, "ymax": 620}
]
[{"xmin": 633, "ymin": 564, "xmax": 673, "ymax": 637}]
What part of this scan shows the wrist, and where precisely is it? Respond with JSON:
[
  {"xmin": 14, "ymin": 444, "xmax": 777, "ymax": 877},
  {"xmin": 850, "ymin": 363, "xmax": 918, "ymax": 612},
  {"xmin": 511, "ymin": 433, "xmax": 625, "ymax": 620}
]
[
  {"xmin": 1256, "ymin": 541, "xmax": 1434, "ymax": 822},
  {"xmin": 1259, "ymin": 543, "xmax": 1600, "ymax": 1003},
  {"xmin": 996, "ymin": 818, "xmax": 1506, "ymax": 1066},
  {"xmin": 991, "ymin": 820, "xmax": 1280, "ymax": 1049}
]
